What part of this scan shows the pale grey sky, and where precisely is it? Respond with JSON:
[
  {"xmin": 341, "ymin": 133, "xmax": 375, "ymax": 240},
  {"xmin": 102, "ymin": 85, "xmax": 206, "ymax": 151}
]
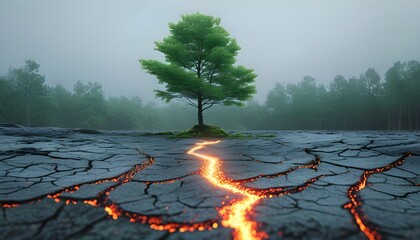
[{"xmin": 1, "ymin": 0, "xmax": 419, "ymax": 103}]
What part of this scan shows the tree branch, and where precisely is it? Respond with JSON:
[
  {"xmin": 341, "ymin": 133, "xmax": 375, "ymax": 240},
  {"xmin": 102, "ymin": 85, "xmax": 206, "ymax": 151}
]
[
  {"xmin": 175, "ymin": 97, "xmax": 198, "ymax": 108},
  {"xmin": 202, "ymin": 103, "xmax": 215, "ymax": 111}
]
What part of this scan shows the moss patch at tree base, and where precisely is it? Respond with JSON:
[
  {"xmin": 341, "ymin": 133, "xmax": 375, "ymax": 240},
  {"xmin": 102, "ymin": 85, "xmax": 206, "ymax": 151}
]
[
  {"xmin": 175, "ymin": 125, "xmax": 228, "ymax": 138},
  {"xmin": 139, "ymin": 127, "xmax": 277, "ymax": 139}
]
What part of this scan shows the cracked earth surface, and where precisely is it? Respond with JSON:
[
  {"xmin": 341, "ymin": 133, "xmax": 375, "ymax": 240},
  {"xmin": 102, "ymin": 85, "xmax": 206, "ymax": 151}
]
[{"xmin": 0, "ymin": 127, "xmax": 419, "ymax": 240}]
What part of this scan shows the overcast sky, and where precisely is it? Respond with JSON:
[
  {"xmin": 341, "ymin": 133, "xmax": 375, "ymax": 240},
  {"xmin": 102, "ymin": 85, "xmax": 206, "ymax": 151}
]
[{"xmin": 1, "ymin": 0, "xmax": 419, "ymax": 103}]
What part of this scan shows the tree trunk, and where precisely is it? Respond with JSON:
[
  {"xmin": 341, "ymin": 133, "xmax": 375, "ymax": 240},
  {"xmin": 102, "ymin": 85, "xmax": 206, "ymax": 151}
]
[
  {"xmin": 197, "ymin": 97, "xmax": 204, "ymax": 127},
  {"xmin": 407, "ymin": 101, "xmax": 411, "ymax": 130},
  {"xmin": 387, "ymin": 111, "xmax": 391, "ymax": 130},
  {"xmin": 26, "ymin": 93, "xmax": 30, "ymax": 126},
  {"xmin": 416, "ymin": 105, "xmax": 419, "ymax": 131},
  {"xmin": 398, "ymin": 103, "xmax": 402, "ymax": 130},
  {"xmin": 0, "ymin": 105, "xmax": 6, "ymax": 121},
  {"xmin": 25, "ymin": 78, "xmax": 32, "ymax": 126}
]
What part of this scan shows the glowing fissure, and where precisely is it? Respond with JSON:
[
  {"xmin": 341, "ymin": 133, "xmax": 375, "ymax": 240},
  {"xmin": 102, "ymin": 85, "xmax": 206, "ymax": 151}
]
[
  {"xmin": 187, "ymin": 141, "xmax": 267, "ymax": 240},
  {"xmin": 343, "ymin": 152, "xmax": 411, "ymax": 240},
  {"xmin": 2, "ymin": 140, "xmax": 411, "ymax": 240},
  {"xmin": 232, "ymin": 158, "xmax": 320, "ymax": 184},
  {"xmin": 1, "ymin": 157, "xmax": 155, "ymax": 208},
  {"xmin": 55, "ymin": 156, "xmax": 220, "ymax": 233},
  {"xmin": 187, "ymin": 141, "xmax": 328, "ymax": 240},
  {"xmin": 0, "ymin": 152, "xmax": 219, "ymax": 233},
  {"xmin": 1, "ymin": 140, "xmax": 323, "ymax": 240}
]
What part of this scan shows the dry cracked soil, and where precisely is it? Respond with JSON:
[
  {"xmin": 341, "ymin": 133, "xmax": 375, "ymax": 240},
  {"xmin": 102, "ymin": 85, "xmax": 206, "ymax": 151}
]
[{"xmin": 0, "ymin": 126, "xmax": 419, "ymax": 240}]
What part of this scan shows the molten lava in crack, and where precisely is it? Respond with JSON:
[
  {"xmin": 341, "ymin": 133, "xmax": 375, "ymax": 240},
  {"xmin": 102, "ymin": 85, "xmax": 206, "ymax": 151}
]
[
  {"xmin": 1, "ymin": 141, "xmax": 321, "ymax": 238},
  {"xmin": 5, "ymin": 140, "xmax": 411, "ymax": 240},
  {"xmin": 0, "ymin": 152, "xmax": 220, "ymax": 234},
  {"xmin": 188, "ymin": 141, "xmax": 268, "ymax": 240},
  {"xmin": 344, "ymin": 153, "xmax": 411, "ymax": 240}
]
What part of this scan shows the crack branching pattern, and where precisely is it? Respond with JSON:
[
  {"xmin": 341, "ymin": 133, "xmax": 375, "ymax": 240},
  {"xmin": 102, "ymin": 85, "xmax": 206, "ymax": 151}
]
[
  {"xmin": 0, "ymin": 140, "xmax": 322, "ymax": 239},
  {"xmin": 343, "ymin": 152, "xmax": 412, "ymax": 240},
  {"xmin": 0, "ymin": 155, "xmax": 219, "ymax": 233},
  {"xmin": 0, "ymin": 136, "xmax": 416, "ymax": 240},
  {"xmin": 187, "ymin": 141, "xmax": 333, "ymax": 240},
  {"xmin": 187, "ymin": 141, "xmax": 414, "ymax": 240}
]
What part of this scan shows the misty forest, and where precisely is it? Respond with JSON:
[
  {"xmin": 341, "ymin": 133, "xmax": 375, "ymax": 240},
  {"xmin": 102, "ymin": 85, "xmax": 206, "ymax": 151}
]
[
  {"xmin": 1, "ymin": 3, "xmax": 420, "ymax": 240},
  {"xmin": 1, "ymin": 59, "xmax": 419, "ymax": 131}
]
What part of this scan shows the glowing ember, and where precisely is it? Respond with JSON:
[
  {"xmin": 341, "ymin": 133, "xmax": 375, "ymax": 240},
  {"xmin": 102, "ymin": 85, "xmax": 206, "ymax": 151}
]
[
  {"xmin": 1, "ymin": 203, "xmax": 20, "ymax": 208},
  {"xmin": 84, "ymin": 199, "xmax": 98, "ymax": 207},
  {"xmin": 105, "ymin": 204, "xmax": 120, "ymax": 220},
  {"xmin": 344, "ymin": 153, "xmax": 411, "ymax": 240}
]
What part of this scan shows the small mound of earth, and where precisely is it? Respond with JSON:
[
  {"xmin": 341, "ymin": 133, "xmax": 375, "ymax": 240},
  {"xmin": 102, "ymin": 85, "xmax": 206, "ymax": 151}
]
[{"xmin": 176, "ymin": 125, "xmax": 228, "ymax": 138}]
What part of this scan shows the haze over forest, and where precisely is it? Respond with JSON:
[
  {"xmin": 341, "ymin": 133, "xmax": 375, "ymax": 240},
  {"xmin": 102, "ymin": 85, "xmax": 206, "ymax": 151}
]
[
  {"xmin": 1, "ymin": 1, "xmax": 419, "ymax": 130},
  {"xmin": 1, "ymin": 59, "xmax": 419, "ymax": 130},
  {"xmin": 1, "ymin": 1, "xmax": 419, "ymax": 103}
]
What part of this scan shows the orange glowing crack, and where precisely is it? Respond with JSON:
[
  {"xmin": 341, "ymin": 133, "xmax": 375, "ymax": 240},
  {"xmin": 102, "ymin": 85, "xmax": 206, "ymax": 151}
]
[
  {"xmin": 232, "ymin": 158, "xmax": 320, "ymax": 184},
  {"xmin": 5, "ymin": 140, "xmax": 411, "ymax": 240},
  {"xmin": 344, "ymin": 153, "xmax": 411, "ymax": 240},
  {"xmin": 96, "ymin": 202, "xmax": 218, "ymax": 233},
  {"xmin": 0, "ymin": 154, "xmax": 219, "ymax": 234},
  {"xmin": 188, "ymin": 141, "xmax": 268, "ymax": 240},
  {"xmin": 1, "ymin": 203, "xmax": 20, "ymax": 208},
  {"xmin": 0, "ymin": 140, "xmax": 329, "ymax": 240},
  {"xmin": 85, "ymin": 140, "xmax": 321, "ymax": 237}
]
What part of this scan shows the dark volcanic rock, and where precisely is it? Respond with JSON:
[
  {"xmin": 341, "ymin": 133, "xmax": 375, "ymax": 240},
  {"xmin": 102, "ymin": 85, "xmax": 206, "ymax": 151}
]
[{"xmin": 0, "ymin": 127, "xmax": 419, "ymax": 240}]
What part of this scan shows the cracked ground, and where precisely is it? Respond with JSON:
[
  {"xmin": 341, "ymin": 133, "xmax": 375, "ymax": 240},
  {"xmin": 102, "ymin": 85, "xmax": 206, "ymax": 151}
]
[{"xmin": 0, "ymin": 127, "xmax": 419, "ymax": 240}]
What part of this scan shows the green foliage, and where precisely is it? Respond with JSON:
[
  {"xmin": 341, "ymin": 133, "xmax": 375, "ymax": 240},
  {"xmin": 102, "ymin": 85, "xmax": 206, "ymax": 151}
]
[
  {"xmin": 383, "ymin": 61, "xmax": 420, "ymax": 130},
  {"xmin": 362, "ymin": 68, "xmax": 381, "ymax": 96},
  {"xmin": 262, "ymin": 61, "xmax": 420, "ymax": 130},
  {"xmin": 1, "ymin": 59, "xmax": 419, "ymax": 131},
  {"xmin": 140, "ymin": 13, "xmax": 257, "ymax": 126},
  {"xmin": 0, "ymin": 76, "xmax": 14, "ymax": 122},
  {"xmin": 1, "ymin": 60, "xmax": 47, "ymax": 126}
]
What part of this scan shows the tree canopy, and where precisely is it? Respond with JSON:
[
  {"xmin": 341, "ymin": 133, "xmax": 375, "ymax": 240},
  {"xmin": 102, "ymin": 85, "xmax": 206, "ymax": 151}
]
[{"xmin": 140, "ymin": 13, "xmax": 256, "ymax": 127}]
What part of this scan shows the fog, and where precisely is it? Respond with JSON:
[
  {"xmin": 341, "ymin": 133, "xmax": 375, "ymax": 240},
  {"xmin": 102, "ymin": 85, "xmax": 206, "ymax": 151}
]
[{"xmin": 1, "ymin": 0, "xmax": 419, "ymax": 104}]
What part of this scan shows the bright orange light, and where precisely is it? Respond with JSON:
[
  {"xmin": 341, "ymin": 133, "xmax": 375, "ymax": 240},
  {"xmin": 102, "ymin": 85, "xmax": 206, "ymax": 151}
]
[
  {"xmin": 105, "ymin": 204, "xmax": 120, "ymax": 220},
  {"xmin": 84, "ymin": 199, "xmax": 98, "ymax": 207},
  {"xmin": 188, "ymin": 141, "xmax": 268, "ymax": 240},
  {"xmin": 1, "ymin": 203, "xmax": 20, "ymax": 208}
]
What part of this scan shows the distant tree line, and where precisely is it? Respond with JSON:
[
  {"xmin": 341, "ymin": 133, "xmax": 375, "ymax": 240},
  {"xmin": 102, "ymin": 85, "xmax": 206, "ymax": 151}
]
[
  {"xmin": 262, "ymin": 61, "xmax": 420, "ymax": 130},
  {"xmin": 0, "ymin": 60, "xmax": 419, "ymax": 130},
  {"xmin": 0, "ymin": 60, "xmax": 160, "ymax": 130}
]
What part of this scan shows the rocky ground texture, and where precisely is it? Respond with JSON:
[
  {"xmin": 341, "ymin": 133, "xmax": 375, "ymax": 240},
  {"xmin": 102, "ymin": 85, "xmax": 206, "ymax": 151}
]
[{"xmin": 0, "ymin": 126, "xmax": 419, "ymax": 240}]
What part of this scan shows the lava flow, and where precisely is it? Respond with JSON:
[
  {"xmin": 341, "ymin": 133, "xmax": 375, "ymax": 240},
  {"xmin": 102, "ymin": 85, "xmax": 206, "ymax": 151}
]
[
  {"xmin": 4, "ymin": 139, "xmax": 413, "ymax": 240},
  {"xmin": 343, "ymin": 152, "xmax": 412, "ymax": 240},
  {"xmin": 188, "ymin": 141, "xmax": 268, "ymax": 240},
  {"xmin": 0, "ymin": 148, "xmax": 219, "ymax": 234}
]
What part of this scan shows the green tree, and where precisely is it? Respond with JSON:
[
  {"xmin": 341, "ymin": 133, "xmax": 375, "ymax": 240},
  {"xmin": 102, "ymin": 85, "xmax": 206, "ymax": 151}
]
[
  {"xmin": 265, "ymin": 83, "xmax": 290, "ymax": 129},
  {"xmin": 6, "ymin": 60, "xmax": 47, "ymax": 126},
  {"xmin": 405, "ymin": 61, "xmax": 420, "ymax": 130},
  {"xmin": 361, "ymin": 68, "xmax": 381, "ymax": 96},
  {"xmin": 286, "ymin": 76, "xmax": 326, "ymax": 129},
  {"xmin": 0, "ymin": 76, "xmax": 14, "ymax": 122},
  {"xmin": 50, "ymin": 84, "xmax": 72, "ymax": 126},
  {"xmin": 384, "ymin": 61, "xmax": 408, "ymax": 130},
  {"xmin": 68, "ymin": 81, "xmax": 107, "ymax": 129},
  {"xmin": 359, "ymin": 68, "xmax": 383, "ymax": 129},
  {"xmin": 384, "ymin": 61, "xmax": 420, "ymax": 130},
  {"xmin": 140, "ymin": 13, "xmax": 256, "ymax": 127}
]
